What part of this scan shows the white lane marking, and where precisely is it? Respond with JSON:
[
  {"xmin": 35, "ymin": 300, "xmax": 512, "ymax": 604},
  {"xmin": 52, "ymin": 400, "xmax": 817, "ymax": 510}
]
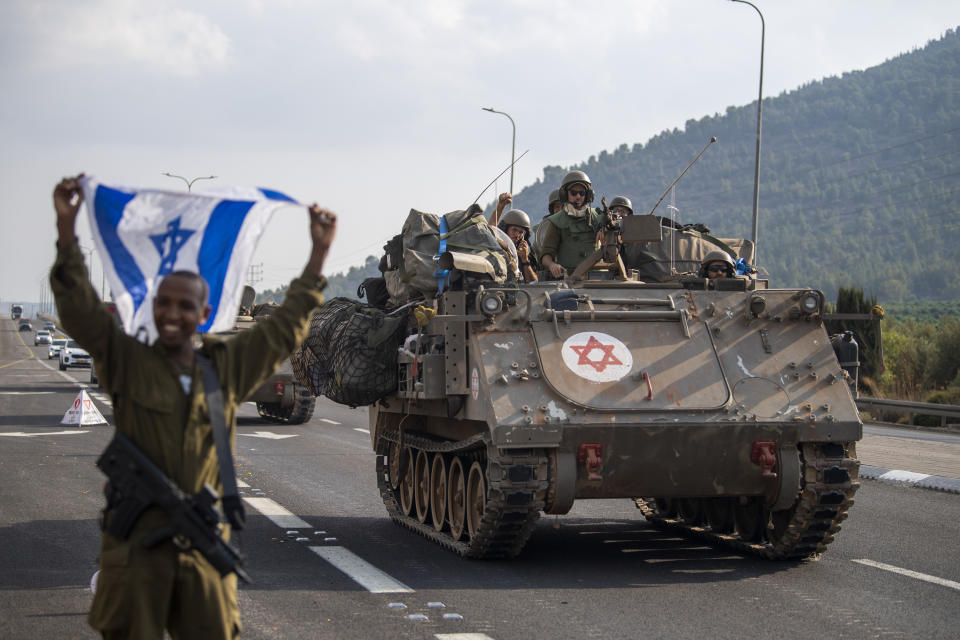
[
  {"xmin": 435, "ymin": 635, "xmax": 497, "ymax": 640},
  {"xmin": 236, "ymin": 479, "xmax": 250, "ymax": 488},
  {"xmin": 243, "ymin": 497, "xmax": 312, "ymax": 529},
  {"xmin": 853, "ymin": 559, "xmax": 960, "ymax": 592},
  {"xmin": 318, "ymin": 418, "xmax": 340, "ymax": 425},
  {"xmin": 0, "ymin": 391, "xmax": 56, "ymax": 395},
  {"xmin": 34, "ymin": 358, "xmax": 82, "ymax": 385},
  {"xmin": 0, "ymin": 430, "xmax": 90, "ymax": 437},
  {"xmin": 308, "ymin": 546, "xmax": 413, "ymax": 593},
  {"xmin": 879, "ymin": 469, "xmax": 931, "ymax": 483},
  {"xmin": 353, "ymin": 428, "xmax": 370, "ymax": 434},
  {"xmin": 238, "ymin": 431, "xmax": 299, "ymax": 440}
]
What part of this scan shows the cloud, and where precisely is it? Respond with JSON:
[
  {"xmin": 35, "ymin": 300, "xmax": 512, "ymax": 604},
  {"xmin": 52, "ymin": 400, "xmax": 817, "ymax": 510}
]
[
  {"xmin": 325, "ymin": 0, "xmax": 663, "ymax": 66},
  {"xmin": 19, "ymin": 0, "xmax": 230, "ymax": 77}
]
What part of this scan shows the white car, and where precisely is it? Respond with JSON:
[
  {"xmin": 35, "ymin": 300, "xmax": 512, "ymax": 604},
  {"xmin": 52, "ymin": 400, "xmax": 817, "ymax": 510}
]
[
  {"xmin": 59, "ymin": 340, "xmax": 91, "ymax": 370},
  {"xmin": 34, "ymin": 330, "xmax": 52, "ymax": 345},
  {"xmin": 48, "ymin": 338, "xmax": 68, "ymax": 360}
]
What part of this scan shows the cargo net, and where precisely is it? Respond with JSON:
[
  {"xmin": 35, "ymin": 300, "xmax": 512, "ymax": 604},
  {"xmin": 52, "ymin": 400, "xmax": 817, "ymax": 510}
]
[{"xmin": 292, "ymin": 297, "xmax": 409, "ymax": 407}]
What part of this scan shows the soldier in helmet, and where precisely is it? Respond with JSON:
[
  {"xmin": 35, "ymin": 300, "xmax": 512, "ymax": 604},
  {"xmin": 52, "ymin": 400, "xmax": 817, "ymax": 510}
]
[
  {"xmin": 538, "ymin": 170, "xmax": 604, "ymax": 279},
  {"xmin": 498, "ymin": 209, "xmax": 538, "ymax": 283},
  {"xmin": 608, "ymin": 195, "xmax": 633, "ymax": 219},
  {"xmin": 548, "ymin": 189, "xmax": 562, "ymax": 215},
  {"xmin": 699, "ymin": 249, "xmax": 735, "ymax": 279}
]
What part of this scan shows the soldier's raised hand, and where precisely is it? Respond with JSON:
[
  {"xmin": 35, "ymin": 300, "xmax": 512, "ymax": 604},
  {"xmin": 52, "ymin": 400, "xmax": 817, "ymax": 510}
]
[
  {"xmin": 305, "ymin": 204, "xmax": 337, "ymax": 275},
  {"xmin": 53, "ymin": 174, "xmax": 85, "ymax": 247}
]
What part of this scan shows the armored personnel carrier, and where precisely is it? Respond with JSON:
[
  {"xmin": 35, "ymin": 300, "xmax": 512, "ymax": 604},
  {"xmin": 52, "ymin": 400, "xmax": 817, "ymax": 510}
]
[
  {"xmin": 364, "ymin": 210, "xmax": 860, "ymax": 560},
  {"xmin": 228, "ymin": 286, "xmax": 316, "ymax": 424}
]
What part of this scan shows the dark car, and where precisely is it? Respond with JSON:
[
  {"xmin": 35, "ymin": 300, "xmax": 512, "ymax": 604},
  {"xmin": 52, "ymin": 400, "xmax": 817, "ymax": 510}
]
[{"xmin": 18, "ymin": 320, "xmax": 32, "ymax": 332}]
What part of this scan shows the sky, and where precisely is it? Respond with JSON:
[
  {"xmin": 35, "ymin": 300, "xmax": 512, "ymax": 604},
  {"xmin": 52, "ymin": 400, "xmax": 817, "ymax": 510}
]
[{"xmin": 2, "ymin": 0, "xmax": 958, "ymax": 304}]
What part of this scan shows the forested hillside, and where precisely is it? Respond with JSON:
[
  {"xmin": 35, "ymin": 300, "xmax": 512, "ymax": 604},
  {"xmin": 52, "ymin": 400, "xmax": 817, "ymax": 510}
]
[
  {"xmin": 508, "ymin": 28, "xmax": 960, "ymax": 302},
  {"xmin": 266, "ymin": 28, "xmax": 960, "ymax": 305}
]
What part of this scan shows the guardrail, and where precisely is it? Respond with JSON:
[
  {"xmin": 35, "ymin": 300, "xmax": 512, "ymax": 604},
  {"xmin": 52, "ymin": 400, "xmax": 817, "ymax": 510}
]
[{"xmin": 856, "ymin": 397, "xmax": 960, "ymax": 428}]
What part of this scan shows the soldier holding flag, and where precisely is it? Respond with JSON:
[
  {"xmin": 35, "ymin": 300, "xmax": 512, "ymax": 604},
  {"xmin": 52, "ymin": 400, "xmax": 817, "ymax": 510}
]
[{"xmin": 51, "ymin": 175, "xmax": 336, "ymax": 639}]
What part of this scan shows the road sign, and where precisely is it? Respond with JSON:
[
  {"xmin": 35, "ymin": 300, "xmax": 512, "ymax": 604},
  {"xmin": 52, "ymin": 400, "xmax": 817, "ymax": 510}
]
[{"xmin": 61, "ymin": 389, "xmax": 108, "ymax": 426}]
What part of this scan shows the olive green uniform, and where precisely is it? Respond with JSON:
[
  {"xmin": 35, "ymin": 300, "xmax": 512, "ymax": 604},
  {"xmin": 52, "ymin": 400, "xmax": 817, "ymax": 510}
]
[
  {"xmin": 50, "ymin": 243, "xmax": 326, "ymax": 640},
  {"xmin": 538, "ymin": 207, "xmax": 602, "ymax": 272}
]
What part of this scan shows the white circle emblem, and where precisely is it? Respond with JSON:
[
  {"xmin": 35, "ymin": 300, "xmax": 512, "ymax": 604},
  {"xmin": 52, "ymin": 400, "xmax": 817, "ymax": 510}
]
[{"xmin": 561, "ymin": 332, "xmax": 633, "ymax": 383}]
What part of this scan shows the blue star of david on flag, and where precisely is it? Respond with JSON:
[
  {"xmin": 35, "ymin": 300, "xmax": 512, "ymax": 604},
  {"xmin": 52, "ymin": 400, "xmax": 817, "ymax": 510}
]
[
  {"xmin": 79, "ymin": 177, "xmax": 301, "ymax": 342},
  {"xmin": 150, "ymin": 217, "xmax": 196, "ymax": 276}
]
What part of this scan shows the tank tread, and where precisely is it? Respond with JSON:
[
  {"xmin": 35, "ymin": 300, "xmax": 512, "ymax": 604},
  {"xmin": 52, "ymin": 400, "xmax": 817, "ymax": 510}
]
[
  {"xmin": 376, "ymin": 431, "xmax": 548, "ymax": 558},
  {"xmin": 256, "ymin": 386, "xmax": 316, "ymax": 425},
  {"xmin": 635, "ymin": 442, "xmax": 860, "ymax": 560}
]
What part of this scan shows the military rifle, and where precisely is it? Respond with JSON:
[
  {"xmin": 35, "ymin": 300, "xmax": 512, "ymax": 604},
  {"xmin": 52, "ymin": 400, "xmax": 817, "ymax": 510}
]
[{"xmin": 97, "ymin": 432, "xmax": 251, "ymax": 583}]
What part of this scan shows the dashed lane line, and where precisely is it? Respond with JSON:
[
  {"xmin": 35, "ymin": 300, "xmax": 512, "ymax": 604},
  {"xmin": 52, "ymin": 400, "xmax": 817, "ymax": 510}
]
[
  {"xmin": 318, "ymin": 418, "xmax": 340, "ymax": 425},
  {"xmin": 242, "ymin": 496, "xmax": 312, "ymax": 529},
  {"xmin": 308, "ymin": 546, "xmax": 413, "ymax": 594},
  {"xmin": 354, "ymin": 428, "xmax": 369, "ymax": 434},
  {"xmin": 435, "ymin": 635, "xmax": 497, "ymax": 640},
  {"xmin": 34, "ymin": 357, "xmax": 84, "ymax": 385},
  {"xmin": 242, "ymin": 494, "xmax": 418, "ymax": 596},
  {"xmin": 861, "ymin": 465, "xmax": 960, "ymax": 494},
  {"xmin": 853, "ymin": 559, "xmax": 960, "ymax": 592}
]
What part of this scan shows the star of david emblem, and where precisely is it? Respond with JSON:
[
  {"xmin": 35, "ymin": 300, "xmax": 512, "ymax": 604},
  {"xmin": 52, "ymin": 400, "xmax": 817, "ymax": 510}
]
[
  {"xmin": 150, "ymin": 217, "xmax": 195, "ymax": 276},
  {"xmin": 569, "ymin": 335, "xmax": 623, "ymax": 373}
]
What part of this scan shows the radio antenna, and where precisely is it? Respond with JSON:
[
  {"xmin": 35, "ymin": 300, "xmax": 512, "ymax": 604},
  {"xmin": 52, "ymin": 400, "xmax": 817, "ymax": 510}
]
[
  {"xmin": 645, "ymin": 137, "xmax": 717, "ymax": 217},
  {"xmin": 473, "ymin": 149, "xmax": 530, "ymax": 205}
]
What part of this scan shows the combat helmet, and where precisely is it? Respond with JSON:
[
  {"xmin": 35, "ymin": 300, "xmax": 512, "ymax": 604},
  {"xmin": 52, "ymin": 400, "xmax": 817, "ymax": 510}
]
[
  {"xmin": 498, "ymin": 209, "xmax": 532, "ymax": 241},
  {"xmin": 699, "ymin": 249, "xmax": 735, "ymax": 278},
  {"xmin": 559, "ymin": 170, "xmax": 594, "ymax": 204},
  {"xmin": 609, "ymin": 195, "xmax": 633, "ymax": 215},
  {"xmin": 547, "ymin": 189, "xmax": 561, "ymax": 214}
]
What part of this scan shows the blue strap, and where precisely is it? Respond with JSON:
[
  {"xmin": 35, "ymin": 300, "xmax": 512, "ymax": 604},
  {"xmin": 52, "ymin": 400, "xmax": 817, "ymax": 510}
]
[{"xmin": 434, "ymin": 216, "xmax": 450, "ymax": 293}]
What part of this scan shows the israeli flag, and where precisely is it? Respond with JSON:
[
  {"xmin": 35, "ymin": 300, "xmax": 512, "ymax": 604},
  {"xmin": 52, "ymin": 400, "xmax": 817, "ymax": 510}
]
[{"xmin": 79, "ymin": 176, "xmax": 302, "ymax": 342}]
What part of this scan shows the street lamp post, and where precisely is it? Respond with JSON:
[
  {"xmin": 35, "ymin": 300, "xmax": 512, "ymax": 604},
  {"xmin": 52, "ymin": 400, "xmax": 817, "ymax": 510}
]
[
  {"xmin": 482, "ymin": 107, "xmax": 516, "ymax": 194},
  {"xmin": 162, "ymin": 172, "xmax": 217, "ymax": 192},
  {"xmin": 729, "ymin": 0, "xmax": 765, "ymax": 266},
  {"xmin": 78, "ymin": 244, "xmax": 106, "ymax": 300}
]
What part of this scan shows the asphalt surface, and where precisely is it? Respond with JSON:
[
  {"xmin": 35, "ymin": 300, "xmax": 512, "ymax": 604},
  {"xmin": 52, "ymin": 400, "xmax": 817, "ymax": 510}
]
[{"xmin": 2, "ymin": 318, "xmax": 959, "ymax": 640}]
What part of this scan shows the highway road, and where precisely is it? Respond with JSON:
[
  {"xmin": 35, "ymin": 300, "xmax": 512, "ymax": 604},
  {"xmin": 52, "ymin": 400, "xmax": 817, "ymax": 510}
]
[{"xmin": 1, "ymin": 318, "xmax": 958, "ymax": 639}]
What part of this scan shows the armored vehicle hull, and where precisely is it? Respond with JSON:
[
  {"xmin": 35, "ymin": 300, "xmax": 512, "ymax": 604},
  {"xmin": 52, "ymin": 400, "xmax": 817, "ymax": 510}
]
[
  {"xmin": 227, "ymin": 292, "xmax": 316, "ymax": 425},
  {"xmin": 369, "ymin": 279, "xmax": 860, "ymax": 559}
]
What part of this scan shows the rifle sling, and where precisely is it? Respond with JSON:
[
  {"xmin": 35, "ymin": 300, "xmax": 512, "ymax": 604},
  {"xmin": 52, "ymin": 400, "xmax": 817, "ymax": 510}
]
[{"xmin": 196, "ymin": 352, "xmax": 245, "ymax": 530}]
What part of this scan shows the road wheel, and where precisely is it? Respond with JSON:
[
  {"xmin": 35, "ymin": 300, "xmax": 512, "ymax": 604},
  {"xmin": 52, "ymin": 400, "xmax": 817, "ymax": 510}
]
[
  {"xmin": 679, "ymin": 498, "xmax": 707, "ymax": 526},
  {"xmin": 653, "ymin": 498, "xmax": 679, "ymax": 518},
  {"xmin": 388, "ymin": 440, "xmax": 403, "ymax": 490},
  {"xmin": 705, "ymin": 497, "xmax": 736, "ymax": 534},
  {"xmin": 413, "ymin": 450, "xmax": 431, "ymax": 524},
  {"xmin": 398, "ymin": 447, "xmax": 415, "ymax": 516},
  {"xmin": 59, "ymin": 361, "xmax": 66, "ymax": 371},
  {"xmin": 447, "ymin": 457, "xmax": 466, "ymax": 541},
  {"xmin": 734, "ymin": 497, "xmax": 766, "ymax": 542},
  {"xmin": 429, "ymin": 453, "xmax": 447, "ymax": 532},
  {"xmin": 466, "ymin": 461, "xmax": 486, "ymax": 540}
]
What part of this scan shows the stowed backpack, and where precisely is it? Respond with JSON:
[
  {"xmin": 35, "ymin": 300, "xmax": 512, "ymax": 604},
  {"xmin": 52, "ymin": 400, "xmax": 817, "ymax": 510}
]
[{"xmin": 380, "ymin": 204, "xmax": 508, "ymax": 304}]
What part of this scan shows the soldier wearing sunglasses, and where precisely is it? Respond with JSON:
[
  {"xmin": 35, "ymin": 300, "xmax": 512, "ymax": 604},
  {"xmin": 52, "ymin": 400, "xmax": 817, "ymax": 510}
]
[
  {"xmin": 699, "ymin": 249, "xmax": 735, "ymax": 279},
  {"xmin": 538, "ymin": 170, "xmax": 603, "ymax": 279}
]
